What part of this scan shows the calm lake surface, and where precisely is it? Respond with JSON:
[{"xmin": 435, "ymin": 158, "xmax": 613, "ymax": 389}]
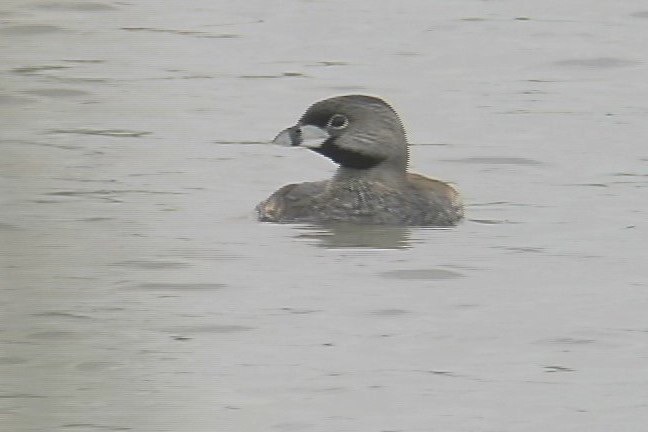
[{"xmin": 2, "ymin": 1, "xmax": 647, "ymax": 431}]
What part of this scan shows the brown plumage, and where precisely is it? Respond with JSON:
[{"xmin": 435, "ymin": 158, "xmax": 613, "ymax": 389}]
[{"xmin": 257, "ymin": 95, "xmax": 463, "ymax": 226}]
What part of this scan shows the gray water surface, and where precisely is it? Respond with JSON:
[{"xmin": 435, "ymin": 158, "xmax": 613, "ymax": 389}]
[{"xmin": 2, "ymin": 1, "xmax": 648, "ymax": 431}]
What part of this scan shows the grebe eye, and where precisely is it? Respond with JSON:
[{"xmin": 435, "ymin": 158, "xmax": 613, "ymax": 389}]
[{"xmin": 327, "ymin": 114, "xmax": 349, "ymax": 129}]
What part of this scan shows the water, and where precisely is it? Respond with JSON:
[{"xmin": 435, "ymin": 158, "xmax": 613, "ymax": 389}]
[{"xmin": 2, "ymin": 1, "xmax": 647, "ymax": 431}]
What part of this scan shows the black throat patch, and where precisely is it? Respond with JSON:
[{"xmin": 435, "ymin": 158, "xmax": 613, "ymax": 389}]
[{"xmin": 314, "ymin": 138, "xmax": 384, "ymax": 169}]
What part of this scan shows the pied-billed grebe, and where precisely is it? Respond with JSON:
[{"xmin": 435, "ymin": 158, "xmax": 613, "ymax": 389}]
[{"xmin": 257, "ymin": 95, "xmax": 463, "ymax": 226}]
